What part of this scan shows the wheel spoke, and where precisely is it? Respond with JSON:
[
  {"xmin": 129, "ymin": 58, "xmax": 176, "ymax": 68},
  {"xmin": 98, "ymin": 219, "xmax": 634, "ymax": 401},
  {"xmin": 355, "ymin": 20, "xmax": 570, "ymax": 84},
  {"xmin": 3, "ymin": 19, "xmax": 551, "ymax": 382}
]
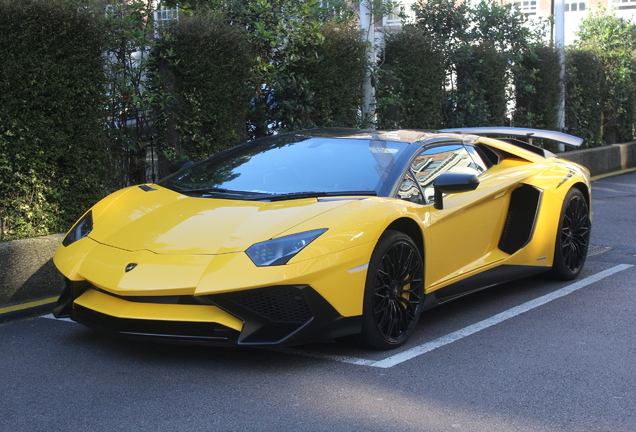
[
  {"xmin": 560, "ymin": 196, "xmax": 590, "ymax": 272},
  {"xmin": 371, "ymin": 238, "xmax": 424, "ymax": 343}
]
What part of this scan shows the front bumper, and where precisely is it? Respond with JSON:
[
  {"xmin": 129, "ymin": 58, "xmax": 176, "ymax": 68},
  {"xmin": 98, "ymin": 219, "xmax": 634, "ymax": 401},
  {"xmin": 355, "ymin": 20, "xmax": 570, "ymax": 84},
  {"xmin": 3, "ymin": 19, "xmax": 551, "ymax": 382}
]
[{"xmin": 53, "ymin": 279, "xmax": 361, "ymax": 346}]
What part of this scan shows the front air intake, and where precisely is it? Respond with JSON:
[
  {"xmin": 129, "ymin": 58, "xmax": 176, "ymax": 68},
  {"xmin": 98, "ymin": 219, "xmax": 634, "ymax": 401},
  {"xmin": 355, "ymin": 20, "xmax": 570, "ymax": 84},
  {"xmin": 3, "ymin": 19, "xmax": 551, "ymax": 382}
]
[{"xmin": 216, "ymin": 285, "xmax": 313, "ymax": 323}]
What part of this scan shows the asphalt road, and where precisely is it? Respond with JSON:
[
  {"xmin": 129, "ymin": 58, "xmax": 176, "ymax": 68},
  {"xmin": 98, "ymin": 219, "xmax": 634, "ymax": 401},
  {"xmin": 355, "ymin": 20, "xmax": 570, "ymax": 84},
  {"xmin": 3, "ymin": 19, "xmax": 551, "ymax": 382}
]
[{"xmin": 1, "ymin": 172, "xmax": 635, "ymax": 432}]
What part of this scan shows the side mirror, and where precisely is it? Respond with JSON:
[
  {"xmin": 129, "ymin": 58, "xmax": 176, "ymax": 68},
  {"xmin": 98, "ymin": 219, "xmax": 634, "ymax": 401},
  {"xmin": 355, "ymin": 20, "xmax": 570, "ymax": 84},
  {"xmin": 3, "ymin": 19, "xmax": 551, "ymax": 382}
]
[
  {"xmin": 433, "ymin": 172, "xmax": 480, "ymax": 210},
  {"xmin": 168, "ymin": 160, "xmax": 194, "ymax": 174}
]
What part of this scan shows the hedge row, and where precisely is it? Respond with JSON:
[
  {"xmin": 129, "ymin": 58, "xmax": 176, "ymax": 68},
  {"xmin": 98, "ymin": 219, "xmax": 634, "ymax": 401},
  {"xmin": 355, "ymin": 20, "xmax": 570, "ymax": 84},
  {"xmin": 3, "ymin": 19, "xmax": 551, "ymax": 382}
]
[
  {"xmin": 378, "ymin": 1, "xmax": 636, "ymax": 148},
  {"xmin": 151, "ymin": 13, "xmax": 255, "ymax": 162},
  {"xmin": 378, "ymin": 27, "xmax": 631, "ymax": 148},
  {"xmin": 0, "ymin": 0, "xmax": 367, "ymax": 241},
  {"xmin": 377, "ymin": 27, "xmax": 445, "ymax": 129},
  {"xmin": 2, "ymin": 0, "xmax": 635, "ymax": 242},
  {"xmin": 289, "ymin": 21, "xmax": 367, "ymax": 130},
  {"xmin": 565, "ymin": 50, "xmax": 604, "ymax": 145},
  {"xmin": 0, "ymin": 0, "xmax": 109, "ymax": 240}
]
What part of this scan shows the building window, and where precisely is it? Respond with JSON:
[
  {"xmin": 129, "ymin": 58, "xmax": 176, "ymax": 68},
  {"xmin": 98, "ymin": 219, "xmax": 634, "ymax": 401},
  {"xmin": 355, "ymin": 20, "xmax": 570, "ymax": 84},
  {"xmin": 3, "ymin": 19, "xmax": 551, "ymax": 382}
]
[
  {"xmin": 154, "ymin": 1, "xmax": 179, "ymax": 28},
  {"xmin": 565, "ymin": 1, "xmax": 587, "ymax": 11},
  {"xmin": 384, "ymin": 1, "xmax": 416, "ymax": 26},
  {"xmin": 614, "ymin": 0, "xmax": 636, "ymax": 10},
  {"xmin": 514, "ymin": 0, "xmax": 538, "ymax": 15}
]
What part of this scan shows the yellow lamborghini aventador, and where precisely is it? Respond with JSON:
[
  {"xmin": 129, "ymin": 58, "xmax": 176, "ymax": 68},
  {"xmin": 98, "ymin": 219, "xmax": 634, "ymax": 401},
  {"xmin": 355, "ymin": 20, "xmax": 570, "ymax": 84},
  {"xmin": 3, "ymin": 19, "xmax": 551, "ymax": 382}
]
[{"xmin": 53, "ymin": 127, "xmax": 591, "ymax": 349}]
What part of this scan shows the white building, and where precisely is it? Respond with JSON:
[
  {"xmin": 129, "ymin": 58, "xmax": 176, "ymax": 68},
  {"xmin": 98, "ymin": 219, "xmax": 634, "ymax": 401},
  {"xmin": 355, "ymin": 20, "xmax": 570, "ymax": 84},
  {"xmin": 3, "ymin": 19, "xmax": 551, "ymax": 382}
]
[
  {"xmin": 382, "ymin": 0, "xmax": 636, "ymax": 46},
  {"xmin": 506, "ymin": 0, "xmax": 636, "ymax": 45}
]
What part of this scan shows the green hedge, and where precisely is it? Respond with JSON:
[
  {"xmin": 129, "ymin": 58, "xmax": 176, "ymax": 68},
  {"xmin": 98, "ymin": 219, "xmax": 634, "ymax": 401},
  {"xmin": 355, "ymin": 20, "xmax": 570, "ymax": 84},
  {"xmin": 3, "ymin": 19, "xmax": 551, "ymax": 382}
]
[
  {"xmin": 151, "ymin": 14, "xmax": 366, "ymax": 160},
  {"xmin": 447, "ymin": 43, "xmax": 508, "ymax": 127},
  {"xmin": 576, "ymin": 10, "xmax": 636, "ymax": 144},
  {"xmin": 151, "ymin": 13, "xmax": 254, "ymax": 162},
  {"xmin": 514, "ymin": 45, "xmax": 561, "ymax": 132},
  {"xmin": 601, "ymin": 54, "xmax": 636, "ymax": 143},
  {"xmin": 565, "ymin": 50, "xmax": 604, "ymax": 147},
  {"xmin": 377, "ymin": 26, "xmax": 445, "ymax": 129},
  {"xmin": 293, "ymin": 21, "xmax": 367, "ymax": 129},
  {"xmin": 0, "ymin": 0, "xmax": 108, "ymax": 241},
  {"xmin": 4, "ymin": 0, "xmax": 636, "ymax": 243}
]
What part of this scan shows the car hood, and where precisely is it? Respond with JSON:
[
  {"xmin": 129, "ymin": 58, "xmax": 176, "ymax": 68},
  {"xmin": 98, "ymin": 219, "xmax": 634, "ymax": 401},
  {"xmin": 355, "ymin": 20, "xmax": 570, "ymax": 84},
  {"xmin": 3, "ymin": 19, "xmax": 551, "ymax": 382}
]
[{"xmin": 88, "ymin": 185, "xmax": 352, "ymax": 255}]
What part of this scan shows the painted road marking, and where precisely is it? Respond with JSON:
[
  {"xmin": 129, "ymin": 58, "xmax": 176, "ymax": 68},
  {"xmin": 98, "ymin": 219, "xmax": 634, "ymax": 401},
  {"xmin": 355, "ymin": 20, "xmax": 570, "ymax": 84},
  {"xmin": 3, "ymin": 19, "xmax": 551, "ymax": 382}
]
[
  {"xmin": 276, "ymin": 264, "xmax": 633, "ymax": 368},
  {"xmin": 0, "ymin": 297, "xmax": 57, "ymax": 316},
  {"xmin": 41, "ymin": 314, "xmax": 73, "ymax": 322},
  {"xmin": 40, "ymin": 264, "xmax": 633, "ymax": 369}
]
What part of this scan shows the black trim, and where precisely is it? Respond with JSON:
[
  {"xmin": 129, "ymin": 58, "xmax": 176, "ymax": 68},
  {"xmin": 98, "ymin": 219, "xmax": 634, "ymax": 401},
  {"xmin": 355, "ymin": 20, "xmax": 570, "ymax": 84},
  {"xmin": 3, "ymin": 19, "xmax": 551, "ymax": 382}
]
[
  {"xmin": 72, "ymin": 305, "xmax": 241, "ymax": 345},
  {"xmin": 556, "ymin": 170, "xmax": 574, "ymax": 189},
  {"xmin": 138, "ymin": 184, "xmax": 157, "ymax": 192},
  {"xmin": 52, "ymin": 279, "xmax": 90, "ymax": 318},
  {"xmin": 54, "ymin": 278, "xmax": 362, "ymax": 346},
  {"xmin": 498, "ymin": 138, "xmax": 555, "ymax": 158},
  {"xmin": 433, "ymin": 265, "xmax": 547, "ymax": 303},
  {"xmin": 204, "ymin": 285, "xmax": 361, "ymax": 345},
  {"xmin": 474, "ymin": 143, "xmax": 501, "ymax": 166},
  {"xmin": 87, "ymin": 287, "xmax": 203, "ymax": 305},
  {"xmin": 498, "ymin": 185, "xmax": 542, "ymax": 255}
]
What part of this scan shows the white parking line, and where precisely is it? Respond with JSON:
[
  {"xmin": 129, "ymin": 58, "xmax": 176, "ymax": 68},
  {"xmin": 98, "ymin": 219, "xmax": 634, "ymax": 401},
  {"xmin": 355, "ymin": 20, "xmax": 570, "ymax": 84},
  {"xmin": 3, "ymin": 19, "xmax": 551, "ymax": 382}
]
[
  {"xmin": 42, "ymin": 264, "xmax": 633, "ymax": 368},
  {"xmin": 279, "ymin": 263, "xmax": 633, "ymax": 368},
  {"xmin": 41, "ymin": 314, "xmax": 73, "ymax": 322}
]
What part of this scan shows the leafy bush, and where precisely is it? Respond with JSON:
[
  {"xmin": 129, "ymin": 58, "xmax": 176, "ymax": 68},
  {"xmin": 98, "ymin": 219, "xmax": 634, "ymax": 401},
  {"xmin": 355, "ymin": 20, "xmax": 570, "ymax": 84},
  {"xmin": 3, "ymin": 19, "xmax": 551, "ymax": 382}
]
[
  {"xmin": 203, "ymin": 0, "xmax": 362, "ymax": 137},
  {"xmin": 285, "ymin": 21, "xmax": 367, "ymax": 130},
  {"xmin": 513, "ymin": 45, "xmax": 561, "ymax": 133},
  {"xmin": 103, "ymin": 0, "xmax": 159, "ymax": 187},
  {"xmin": 469, "ymin": 0, "xmax": 543, "ymax": 56},
  {"xmin": 565, "ymin": 50, "xmax": 604, "ymax": 147},
  {"xmin": 576, "ymin": 9, "xmax": 636, "ymax": 143},
  {"xmin": 446, "ymin": 43, "xmax": 508, "ymax": 127},
  {"xmin": 151, "ymin": 13, "xmax": 254, "ymax": 162},
  {"xmin": 0, "ymin": 0, "xmax": 108, "ymax": 241},
  {"xmin": 405, "ymin": 0, "xmax": 545, "ymax": 130},
  {"xmin": 377, "ymin": 26, "xmax": 445, "ymax": 129}
]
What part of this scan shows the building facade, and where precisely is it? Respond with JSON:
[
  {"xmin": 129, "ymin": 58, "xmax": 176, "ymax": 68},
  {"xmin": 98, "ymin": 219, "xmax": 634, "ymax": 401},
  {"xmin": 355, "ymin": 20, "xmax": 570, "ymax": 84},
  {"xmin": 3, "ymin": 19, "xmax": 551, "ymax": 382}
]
[{"xmin": 383, "ymin": 0, "xmax": 636, "ymax": 46}]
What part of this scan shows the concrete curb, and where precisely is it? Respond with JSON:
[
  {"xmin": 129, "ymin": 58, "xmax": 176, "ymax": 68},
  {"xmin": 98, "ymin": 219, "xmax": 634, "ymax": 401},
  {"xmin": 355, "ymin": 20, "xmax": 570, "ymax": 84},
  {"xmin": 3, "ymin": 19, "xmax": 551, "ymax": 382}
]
[
  {"xmin": 2, "ymin": 141, "xmax": 636, "ymax": 322},
  {"xmin": 0, "ymin": 234, "xmax": 64, "ymax": 321},
  {"xmin": 561, "ymin": 141, "xmax": 636, "ymax": 177}
]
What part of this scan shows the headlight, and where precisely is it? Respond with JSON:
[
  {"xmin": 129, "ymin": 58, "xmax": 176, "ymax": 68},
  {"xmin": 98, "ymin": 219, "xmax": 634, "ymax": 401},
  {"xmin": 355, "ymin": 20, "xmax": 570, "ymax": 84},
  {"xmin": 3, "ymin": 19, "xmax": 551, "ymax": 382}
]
[
  {"xmin": 246, "ymin": 229, "xmax": 328, "ymax": 266},
  {"xmin": 62, "ymin": 211, "xmax": 93, "ymax": 247}
]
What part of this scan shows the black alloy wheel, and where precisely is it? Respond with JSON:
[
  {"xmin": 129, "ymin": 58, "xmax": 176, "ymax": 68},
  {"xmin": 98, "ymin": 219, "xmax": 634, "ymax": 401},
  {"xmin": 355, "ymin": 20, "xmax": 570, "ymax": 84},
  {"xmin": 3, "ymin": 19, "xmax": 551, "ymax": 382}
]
[
  {"xmin": 359, "ymin": 230, "xmax": 425, "ymax": 349},
  {"xmin": 551, "ymin": 188, "xmax": 591, "ymax": 280}
]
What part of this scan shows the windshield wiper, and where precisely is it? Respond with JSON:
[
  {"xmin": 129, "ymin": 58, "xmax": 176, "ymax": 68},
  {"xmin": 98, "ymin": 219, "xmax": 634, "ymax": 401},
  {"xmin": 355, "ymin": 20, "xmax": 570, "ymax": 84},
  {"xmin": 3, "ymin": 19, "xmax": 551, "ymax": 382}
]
[
  {"xmin": 172, "ymin": 186, "xmax": 229, "ymax": 193},
  {"xmin": 261, "ymin": 191, "xmax": 377, "ymax": 202},
  {"xmin": 170, "ymin": 186, "xmax": 264, "ymax": 197},
  {"xmin": 169, "ymin": 186, "xmax": 377, "ymax": 201}
]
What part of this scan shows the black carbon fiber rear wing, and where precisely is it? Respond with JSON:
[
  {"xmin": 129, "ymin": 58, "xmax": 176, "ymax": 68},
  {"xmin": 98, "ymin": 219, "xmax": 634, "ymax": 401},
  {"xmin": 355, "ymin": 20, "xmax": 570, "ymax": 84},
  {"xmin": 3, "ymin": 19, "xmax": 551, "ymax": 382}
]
[{"xmin": 439, "ymin": 127, "xmax": 583, "ymax": 148}]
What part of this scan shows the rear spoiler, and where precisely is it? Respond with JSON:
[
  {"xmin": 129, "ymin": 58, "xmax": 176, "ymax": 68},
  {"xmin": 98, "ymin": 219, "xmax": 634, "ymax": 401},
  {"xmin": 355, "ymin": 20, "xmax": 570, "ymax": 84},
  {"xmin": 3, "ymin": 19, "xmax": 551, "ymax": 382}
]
[{"xmin": 439, "ymin": 127, "xmax": 583, "ymax": 148}]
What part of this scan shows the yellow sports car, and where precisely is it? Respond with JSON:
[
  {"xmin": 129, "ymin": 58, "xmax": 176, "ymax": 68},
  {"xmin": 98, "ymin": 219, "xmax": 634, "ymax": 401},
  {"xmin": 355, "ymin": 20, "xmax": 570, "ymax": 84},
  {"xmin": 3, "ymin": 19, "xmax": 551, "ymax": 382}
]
[{"xmin": 53, "ymin": 127, "xmax": 591, "ymax": 349}]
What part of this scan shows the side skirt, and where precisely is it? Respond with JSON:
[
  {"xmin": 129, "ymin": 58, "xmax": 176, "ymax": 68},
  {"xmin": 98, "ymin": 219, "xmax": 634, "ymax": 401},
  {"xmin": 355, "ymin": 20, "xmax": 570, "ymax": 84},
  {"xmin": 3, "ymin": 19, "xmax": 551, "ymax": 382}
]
[{"xmin": 431, "ymin": 265, "xmax": 548, "ymax": 305}]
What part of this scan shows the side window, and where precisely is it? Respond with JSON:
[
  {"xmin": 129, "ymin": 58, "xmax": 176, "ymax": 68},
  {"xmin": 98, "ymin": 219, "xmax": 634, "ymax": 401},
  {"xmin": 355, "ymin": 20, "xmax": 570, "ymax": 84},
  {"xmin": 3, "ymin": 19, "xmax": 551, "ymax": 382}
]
[
  {"xmin": 397, "ymin": 144, "xmax": 482, "ymax": 205},
  {"xmin": 465, "ymin": 145, "xmax": 489, "ymax": 173},
  {"xmin": 398, "ymin": 173, "xmax": 424, "ymax": 204}
]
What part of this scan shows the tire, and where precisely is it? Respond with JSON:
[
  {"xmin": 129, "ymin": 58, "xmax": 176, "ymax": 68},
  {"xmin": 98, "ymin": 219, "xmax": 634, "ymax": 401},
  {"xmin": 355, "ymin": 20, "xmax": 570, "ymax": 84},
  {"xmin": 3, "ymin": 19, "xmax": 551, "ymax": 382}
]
[
  {"xmin": 359, "ymin": 230, "xmax": 425, "ymax": 350},
  {"xmin": 550, "ymin": 188, "xmax": 591, "ymax": 280}
]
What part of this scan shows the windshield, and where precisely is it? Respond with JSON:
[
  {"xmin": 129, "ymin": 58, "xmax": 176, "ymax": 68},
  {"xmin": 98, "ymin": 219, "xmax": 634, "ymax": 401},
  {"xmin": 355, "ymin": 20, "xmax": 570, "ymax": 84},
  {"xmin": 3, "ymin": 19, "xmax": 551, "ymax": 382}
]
[{"xmin": 159, "ymin": 136, "xmax": 409, "ymax": 199}]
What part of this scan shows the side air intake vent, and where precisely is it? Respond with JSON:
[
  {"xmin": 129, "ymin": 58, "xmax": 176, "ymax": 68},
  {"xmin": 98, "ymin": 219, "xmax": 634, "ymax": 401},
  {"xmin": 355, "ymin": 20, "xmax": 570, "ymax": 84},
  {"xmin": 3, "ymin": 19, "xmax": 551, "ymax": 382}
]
[{"xmin": 498, "ymin": 184, "xmax": 542, "ymax": 255}]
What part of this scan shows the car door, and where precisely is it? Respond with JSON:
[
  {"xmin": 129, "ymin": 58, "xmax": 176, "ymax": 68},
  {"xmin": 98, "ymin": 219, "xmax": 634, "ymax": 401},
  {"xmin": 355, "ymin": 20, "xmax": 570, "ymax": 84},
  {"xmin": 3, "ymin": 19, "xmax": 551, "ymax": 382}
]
[{"xmin": 397, "ymin": 142, "xmax": 511, "ymax": 290}]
